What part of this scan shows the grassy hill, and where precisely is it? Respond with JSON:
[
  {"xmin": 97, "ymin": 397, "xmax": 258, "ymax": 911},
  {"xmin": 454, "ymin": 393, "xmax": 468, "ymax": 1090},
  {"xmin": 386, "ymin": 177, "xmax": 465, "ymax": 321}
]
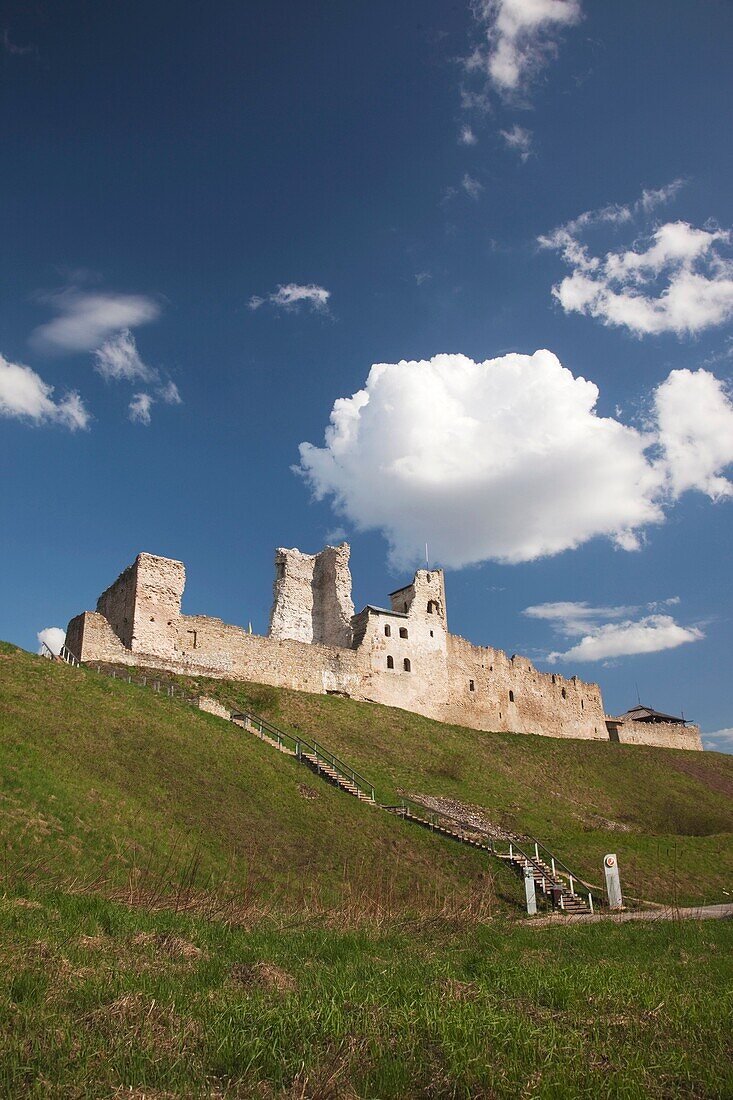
[
  {"xmin": 165, "ymin": 669, "xmax": 733, "ymax": 907},
  {"xmin": 2, "ymin": 641, "xmax": 733, "ymax": 1098},
  {"xmin": 0, "ymin": 642, "xmax": 499, "ymax": 916}
]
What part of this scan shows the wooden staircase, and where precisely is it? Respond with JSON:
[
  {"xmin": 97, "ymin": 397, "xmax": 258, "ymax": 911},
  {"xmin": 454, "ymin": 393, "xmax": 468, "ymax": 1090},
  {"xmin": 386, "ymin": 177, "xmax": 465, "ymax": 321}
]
[{"xmin": 497, "ymin": 850, "xmax": 594, "ymax": 915}]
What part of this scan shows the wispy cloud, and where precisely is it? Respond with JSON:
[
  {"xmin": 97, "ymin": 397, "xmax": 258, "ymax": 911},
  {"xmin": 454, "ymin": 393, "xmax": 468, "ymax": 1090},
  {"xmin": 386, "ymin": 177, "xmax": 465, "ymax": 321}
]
[
  {"xmin": 3, "ymin": 29, "xmax": 36, "ymax": 56},
  {"xmin": 129, "ymin": 392, "xmax": 154, "ymax": 426},
  {"xmin": 500, "ymin": 123, "xmax": 532, "ymax": 161},
  {"xmin": 461, "ymin": 173, "xmax": 483, "ymax": 200},
  {"xmin": 32, "ymin": 291, "xmax": 160, "ymax": 353},
  {"xmin": 249, "ymin": 283, "xmax": 331, "ymax": 313},
  {"xmin": 465, "ymin": 0, "xmax": 582, "ymax": 101},
  {"xmin": 459, "ymin": 124, "xmax": 478, "ymax": 146},
  {"xmin": 0, "ymin": 353, "xmax": 89, "ymax": 431},
  {"xmin": 702, "ymin": 727, "xmax": 733, "ymax": 754},
  {"xmin": 524, "ymin": 599, "xmax": 703, "ymax": 663},
  {"xmin": 94, "ymin": 329, "xmax": 157, "ymax": 383}
]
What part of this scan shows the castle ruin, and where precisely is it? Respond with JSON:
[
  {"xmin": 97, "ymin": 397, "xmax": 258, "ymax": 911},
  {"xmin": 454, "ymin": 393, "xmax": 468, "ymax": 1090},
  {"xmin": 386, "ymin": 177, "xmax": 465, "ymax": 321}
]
[{"xmin": 65, "ymin": 544, "xmax": 702, "ymax": 751}]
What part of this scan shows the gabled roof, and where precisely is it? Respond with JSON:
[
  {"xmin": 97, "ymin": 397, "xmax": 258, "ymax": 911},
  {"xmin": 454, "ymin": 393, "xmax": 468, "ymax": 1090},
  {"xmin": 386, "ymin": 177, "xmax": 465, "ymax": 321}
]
[
  {"xmin": 617, "ymin": 704, "xmax": 687, "ymax": 724},
  {"xmin": 360, "ymin": 604, "xmax": 409, "ymax": 618}
]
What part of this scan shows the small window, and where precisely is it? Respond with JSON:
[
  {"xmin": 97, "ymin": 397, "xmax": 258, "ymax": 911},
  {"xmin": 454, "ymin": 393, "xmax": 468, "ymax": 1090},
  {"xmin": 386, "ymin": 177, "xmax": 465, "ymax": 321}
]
[
  {"xmin": 429, "ymin": 630, "xmax": 434, "ymax": 637},
  {"xmin": 187, "ymin": 629, "xmax": 198, "ymax": 650},
  {"xmin": 276, "ymin": 562, "xmax": 285, "ymax": 579},
  {"xmin": 562, "ymin": 687, "xmax": 567, "ymax": 699},
  {"xmin": 581, "ymin": 699, "xmax": 584, "ymax": 710},
  {"xmin": 427, "ymin": 600, "xmax": 434, "ymax": 614},
  {"xmin": 469, "ymin": 679, "xmax": 475, "ymax": 692},
  {"xmin": 403, "ymin": 658, "xmax": 411, "ymax": 672},
  {"xmin": 384, "ymin": 625, "xmax": 391, "ymax": 638},
  {"xmin": 399, "ymin": 627, "xmax": 408, "ymax": 639},
  {"xmin": 509, "ymin": 690, "xmax": 514, "ymax": 703},
  {"xmin": 387, "ymin": 655, "xmax": 394, "ymax": 669},
  {"xmin": 552, "ymin": 674, "xmax": 556, "ymax": 684},
  {"xmin": 404, "ymin": 601, "xmax": 408, "ymax": 613},
  {"xmin": 426, "ymin": 572, "xmax": 432, "ymax": 583}
]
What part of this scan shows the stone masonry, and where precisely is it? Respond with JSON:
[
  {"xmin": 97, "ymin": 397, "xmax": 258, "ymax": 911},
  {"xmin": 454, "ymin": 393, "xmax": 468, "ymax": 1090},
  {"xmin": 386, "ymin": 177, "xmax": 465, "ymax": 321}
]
[{"xmin": 65, "ymin": 544, "xmax": 702, "ymax": 750}]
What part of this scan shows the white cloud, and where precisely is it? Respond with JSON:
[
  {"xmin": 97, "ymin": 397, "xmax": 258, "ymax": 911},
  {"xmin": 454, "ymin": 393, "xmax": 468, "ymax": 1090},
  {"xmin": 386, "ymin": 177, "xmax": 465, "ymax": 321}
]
[
  {"xmin": 37, "ymin": 627, "xmax": 66, "ymax": 656},
  {"xmin": 655, "ymin": 369, "xmax": 733, "ymax": 499},
  {"xmin": 547, "ymin": 614, "xmax": 703, "ymax": 663},
  {"xmin": 158, "ymin": 379, "xmax": 182, "ymax": 405},
  {"xmin": 0, "ymin": 353, "xmax": 89, "ymax": 430},
  {"xmin": 32, "ymin": 291, "xmax": 160, "ymax": 353},
  {"xmin": 248, "ymin": 283, "xmax": 330, "ymax": 312},
  {"xmin": 541, "ymin": 193, "xmax": 733, "ymax": 335},
  {"xmin": 459, "ymin": 124, "xmax": 478, "ymax": 146},
  {"xmin": 129, "ymin": 392, "xmax": 153, "ymax": 425},
  {"xmin": 461, "ymin": 173, "xmax": 483, "ymax": 200},
  {"xmin": 297, "ymin": 350, "xmax": 733, "ymax": 569},
  {"xmin": 466, "ymin": 0, "xmax": 582, "ymax": 98},
  {"xmin": 501, "ymin": 123, "xmax": 532, "ymax": 161},
  {"xmin": 703, "ymin": 728, "xmax": 733, "ymax": 754},
  {"xmin": 93, "ymin": 329, "xmax": 156, "ymax": 383},
  {"xmin": 524, "ymin": 599, "xmax": 703, "ymax": 663}
]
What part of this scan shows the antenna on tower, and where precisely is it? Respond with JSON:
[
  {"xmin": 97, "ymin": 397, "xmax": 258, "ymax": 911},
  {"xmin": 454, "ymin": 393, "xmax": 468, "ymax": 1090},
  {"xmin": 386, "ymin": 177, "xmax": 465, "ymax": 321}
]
[
  {"xmin": 635, "ymin": 681, "xmax": 641, "ymax": 706},
  {"xmin": 425, "ymin": 542, "xmax": 430, "ymax": 570}
]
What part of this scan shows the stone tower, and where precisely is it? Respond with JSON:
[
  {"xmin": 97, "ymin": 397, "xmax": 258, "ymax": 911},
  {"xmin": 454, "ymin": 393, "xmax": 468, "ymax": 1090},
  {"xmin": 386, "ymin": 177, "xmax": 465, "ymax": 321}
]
[{"xmin": 269, "ymin": 542, "xmax": 355, "ymax": 648}]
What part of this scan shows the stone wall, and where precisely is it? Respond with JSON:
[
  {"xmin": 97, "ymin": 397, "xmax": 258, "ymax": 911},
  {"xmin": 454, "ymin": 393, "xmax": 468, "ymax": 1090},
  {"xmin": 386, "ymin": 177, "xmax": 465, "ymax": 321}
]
[
  {"xmin": 65, "ymin": 547, "xmax": 698, "ymax": 750},
  {"xmin": 615, "ymin": 719, "xmax": 702, "ymax": 751},
  {"xmin": 269, "ymin": 543, "xmax": 354, "ymax": 647}
]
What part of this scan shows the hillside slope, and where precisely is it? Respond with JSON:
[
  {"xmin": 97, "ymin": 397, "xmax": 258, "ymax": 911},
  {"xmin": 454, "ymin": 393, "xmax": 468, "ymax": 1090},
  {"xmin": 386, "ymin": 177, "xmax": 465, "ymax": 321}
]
[
  {"xmin": 167, "ymin": 671, "xmax": 733, "ymax": 906},
  {"xmin": 0, "ymin": 643, "xmax": 498, "ymax": 914}
]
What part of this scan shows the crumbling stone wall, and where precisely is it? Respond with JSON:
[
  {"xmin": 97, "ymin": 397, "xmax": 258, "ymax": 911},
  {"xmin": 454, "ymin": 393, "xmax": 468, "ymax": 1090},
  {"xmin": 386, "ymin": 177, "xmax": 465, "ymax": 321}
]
[
  {"xmin": 269, "ymin": 543, "xmax": 354, "ymax": 647},
  {"xmin": 65, "ymin": 547, "xmax": 697, "ymax": 750},
  {"xmin": 615, "ymin": 719, "xmax": 702, "ymax": 751}
]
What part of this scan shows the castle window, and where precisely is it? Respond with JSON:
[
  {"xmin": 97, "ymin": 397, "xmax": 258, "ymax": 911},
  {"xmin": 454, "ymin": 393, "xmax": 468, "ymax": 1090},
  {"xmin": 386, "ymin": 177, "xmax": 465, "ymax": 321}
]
[
  {"xmin": 427, "ymin": 600, "xmax": 434, "ymax": 613},
  {"xmin": 384, "ymin": 625, "xmax": 391, "ymax": 638},
  {"xmin": 552, "ymin": 675, "xmax": 556, "ymax": 684},
  {"xmin": 509, "ymin": 690, "xmax": 514, "ymax": 703},
  {"xmin": 403, "ymin": 658, "xmax": 411, "ymax": 672},
  {"xmin": 387, "ymin": 655, "xmax": 394, "ymax": 669},
  {"xmin": 276, "ymin": 562, "xmax": 285, "ymax": 580},
  {"xmin": 404, "ymin": 602, "xmax": 408, "ymax": 613},
  {"xmin": 426, "ymin": 573, "xmax": 432, "ymax": 583},
  {"xmin": 469, "ymin": 680, "xmax": 475, "ymax": 692},
  {"xmin": 562, "ymin": 687, "xmax": 567, "ymax": 700},
  {"xmin": 399, "ymin": 627, "xmax": 408, "ymax": 639},
  {"xmin": 430, "ymin": 630, "xmax": 434, "ymax": 637},
  {"xmin": 187, "ymin": 629, "xmax": 198, "ymax": 650},
  {"xmin": 581, "ymin": 699, "xmax": 584, "ymax": 710}
]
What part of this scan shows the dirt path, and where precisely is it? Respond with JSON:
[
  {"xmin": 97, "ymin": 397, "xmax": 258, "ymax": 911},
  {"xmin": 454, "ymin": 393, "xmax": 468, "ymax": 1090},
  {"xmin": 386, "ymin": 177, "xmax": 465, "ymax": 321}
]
[{"xmin": 526, "ymin": 902, "xmax": 733, "ymax": 926}]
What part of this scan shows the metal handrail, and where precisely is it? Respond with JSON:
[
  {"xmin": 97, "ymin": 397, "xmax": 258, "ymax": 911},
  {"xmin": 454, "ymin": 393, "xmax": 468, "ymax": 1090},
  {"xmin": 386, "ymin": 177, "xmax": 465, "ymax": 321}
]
[
  {"xmin": 232, "ymin": 711, "xmax": 376, "ymax": 802},
  {"xmin": 395, "ymin": 795, "xmax": 494, "ymax": 848}
]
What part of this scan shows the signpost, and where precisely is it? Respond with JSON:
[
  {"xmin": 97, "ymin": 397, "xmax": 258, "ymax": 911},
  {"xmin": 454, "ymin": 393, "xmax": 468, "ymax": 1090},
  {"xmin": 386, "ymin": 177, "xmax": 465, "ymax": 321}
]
[
  {"xmin": 524, "ymin": 864, "xmax": 537, "ymax": 916},
  {"xmin": 604, "ymin": 853, "xmax": 623, "ymax": 909}
]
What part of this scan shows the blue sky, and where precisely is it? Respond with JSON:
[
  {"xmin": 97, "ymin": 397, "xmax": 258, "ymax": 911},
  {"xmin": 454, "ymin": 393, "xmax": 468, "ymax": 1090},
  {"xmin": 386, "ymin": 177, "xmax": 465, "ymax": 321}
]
[{"xmin": 2, "ymin": 1, "xmax": 732, "ymax": 750}]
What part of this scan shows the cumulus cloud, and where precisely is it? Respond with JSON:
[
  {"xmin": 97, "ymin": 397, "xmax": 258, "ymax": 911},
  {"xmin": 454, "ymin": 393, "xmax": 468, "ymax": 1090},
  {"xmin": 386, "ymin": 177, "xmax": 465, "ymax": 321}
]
[
  {"xmin": 249, "ymin": 283, "xmax": 330, "ymax": 312},
  {"xmin": 703, "ymin": 728, "xmax": 733, "ymax": 754},
  {"xmin": 0, "ymin": 353, "xmax": 89, "ymax": 430},
  {"xmin": 37, "ymin": 627, "xmax": 66, "ymax": 656},
  {"xmin": 129, "ymin": 392, "xmax": 153, "ymax": 425},
  {"xmin": 466, "ymin": 0, "xmax": 582, "ymax": 98},
  {"xmin": 501, "ymin": 123, "xmax": 532, "ymax": 161},
  {"xmin": 524, "ymin": 599, "xmax": 703, "ymax": 663},
  {"xmin": 93, "ymin": 329, "xmax": 156, "ymax": 383},
  {"xmin": 541, "ymin": 191, "xmax": 733, "ymax": 335},
  {"xmin": 655, "ymin": 369, "xmax": 733, "ymax": 499},
  {"xmin": 297, "ymin": 350, "xmax": 733, "ymax": 569},
  {"xmin": 32, "ymin": 291, "xmax": 160, "ymax": 353}
]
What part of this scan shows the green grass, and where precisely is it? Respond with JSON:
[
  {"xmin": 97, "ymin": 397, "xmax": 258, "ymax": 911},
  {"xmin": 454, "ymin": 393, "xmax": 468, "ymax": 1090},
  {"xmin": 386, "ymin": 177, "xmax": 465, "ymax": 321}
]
[
  {"xmin": 0, "ymin": 642, "xmax": 506, "ymax": 915},
  {"xmin": 165, "ymin": 671, "xmax": 733, "ymax": 907},
  {"xmin": 1, "ymin": 887, "xmax": 731, "ymax": 1099}
]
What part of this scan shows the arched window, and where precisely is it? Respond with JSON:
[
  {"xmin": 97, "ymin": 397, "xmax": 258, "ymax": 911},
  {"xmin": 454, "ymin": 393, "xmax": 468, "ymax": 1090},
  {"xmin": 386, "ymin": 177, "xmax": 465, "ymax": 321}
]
[
  {"xmin": 386, "ymin": 655, "xmax": 394, "ymax": 669},
  {"xmin": 384, "ymin": 625, "xmax": 391, "ymax": 637},
  {"xmin": 509, "ymin": 690, "xmax": 514, "ymax": 703},
  {"xmin": 399, "ymin": 627, "xmax": 408, "ymax": 639},
  {"xmin": 403, "ymin": 658, "xmax": 411, "ymax": 672}
]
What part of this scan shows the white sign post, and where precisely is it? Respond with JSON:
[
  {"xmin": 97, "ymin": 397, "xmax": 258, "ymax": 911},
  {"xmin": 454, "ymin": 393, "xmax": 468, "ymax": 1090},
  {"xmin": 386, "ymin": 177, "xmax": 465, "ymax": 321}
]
[
  {"xmin": 604, "ymin": 853, "xmax": 623, "ymax": 910},
  {"xmin": 524, "ymin": 864, "xmax": 537, "ymax": 916}
]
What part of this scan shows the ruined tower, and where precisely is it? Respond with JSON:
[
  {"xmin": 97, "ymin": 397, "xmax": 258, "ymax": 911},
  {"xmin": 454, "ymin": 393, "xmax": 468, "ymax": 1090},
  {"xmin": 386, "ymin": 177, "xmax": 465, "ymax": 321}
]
[{"xmin": 269, "ymin": 542, "xmax": 355, "ymax": 648}]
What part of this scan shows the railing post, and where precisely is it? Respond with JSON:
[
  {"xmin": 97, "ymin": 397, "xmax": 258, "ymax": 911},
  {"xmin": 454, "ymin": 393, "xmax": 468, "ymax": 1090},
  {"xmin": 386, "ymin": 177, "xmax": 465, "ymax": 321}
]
[
  {"xmin": 551, "ymin": 858, "xmax": 556, "ymax": 878},
  {"xmin": 569, "ymin": 875, "xmax": 575, "ymax": 895},
  {"xmin": 535, "ymin": 842, "xmax": 539, "ymax": 861},
  {"xmin": 588, "ymin": 893, "xmax": 594, "ymax": 914},
  {"xmin": 509, "ymin": 843, "xmax": 513, "ymax": 859}
]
